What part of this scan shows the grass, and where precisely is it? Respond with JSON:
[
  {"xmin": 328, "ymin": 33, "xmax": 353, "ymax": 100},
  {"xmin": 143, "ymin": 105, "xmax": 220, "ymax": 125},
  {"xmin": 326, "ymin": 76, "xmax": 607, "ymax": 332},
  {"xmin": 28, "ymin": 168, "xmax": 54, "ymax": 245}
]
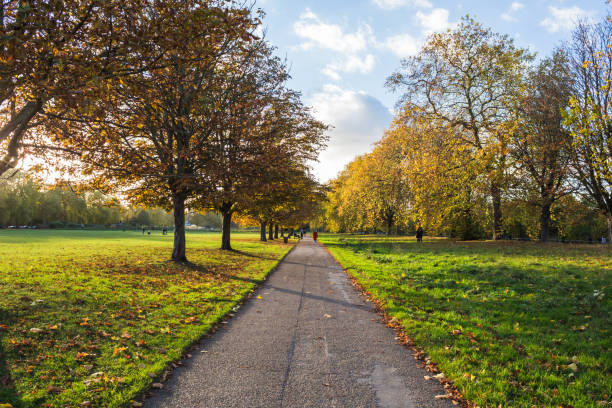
[
  {"xmin": 320, "ymin": 234, "xmax": 611, "ymax": 408},
  {"xmin": 0, "ymin": 230, "xmax": 294, "ymax": 408}
]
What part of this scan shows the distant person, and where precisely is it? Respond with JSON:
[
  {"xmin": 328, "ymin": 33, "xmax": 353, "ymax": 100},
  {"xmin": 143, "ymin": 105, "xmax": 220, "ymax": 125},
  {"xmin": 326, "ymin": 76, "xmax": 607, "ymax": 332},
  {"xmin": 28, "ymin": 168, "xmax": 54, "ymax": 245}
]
[
  {"xmin": 300, "ymin": 229, "xmax": 304, "ymax": 239},
  {"xmin": 313, "ymin": 230, "xmax": 318, "ymax": 242},
  {"xmin": 142, "ymin": 227, "xmax": 145, "ymax": 235},
  {"xmin": 416, "ymin": 226, "xmax": 424, "ymax": 242},
  {"xmin": 162, "ymin": 226, "xmax": 168, "ymax": 235},
  {"xmin": 147, "ymin": 230, "xmax": 151, "ymax": 236},
  {"xmin": 602, "ymin": 237, "xmax": 607, "ymax": 244}
]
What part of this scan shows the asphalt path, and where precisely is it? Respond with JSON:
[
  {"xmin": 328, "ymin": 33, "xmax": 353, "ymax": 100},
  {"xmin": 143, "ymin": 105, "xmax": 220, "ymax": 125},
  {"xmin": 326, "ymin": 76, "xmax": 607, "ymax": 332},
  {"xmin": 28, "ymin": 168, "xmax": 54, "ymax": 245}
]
[{"xmin": 145, "ymin": 237, "xmax": 453, "ymax": 408}]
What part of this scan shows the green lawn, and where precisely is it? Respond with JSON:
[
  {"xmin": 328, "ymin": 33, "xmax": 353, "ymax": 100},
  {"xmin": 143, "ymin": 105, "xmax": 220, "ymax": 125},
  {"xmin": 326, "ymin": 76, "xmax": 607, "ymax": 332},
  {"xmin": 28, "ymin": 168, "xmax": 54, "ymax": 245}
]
[
  {"xmin": 320, "ymin": 234, "xmax": 611, "ymax": 408},
  {"xmin": 0, "ymin": 230, "xmax": 294, "ymax": 408}
]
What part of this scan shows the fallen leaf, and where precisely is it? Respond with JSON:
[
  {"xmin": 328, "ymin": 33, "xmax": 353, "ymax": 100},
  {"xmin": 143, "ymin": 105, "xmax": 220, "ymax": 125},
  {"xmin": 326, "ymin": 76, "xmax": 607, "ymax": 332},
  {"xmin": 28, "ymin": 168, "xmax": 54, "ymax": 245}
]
[
  {"xmin": 29, "ymin": 328, "xmax": 43, "ymax": 334},
  {"xmin": 424, "ymin": 375, "xmax": 432, "ymax": 380},
  {"xmin": 435, "ymin": 394, "xmax": 450, "ymax": 399},
  {"xmin": 113, "ymin": 347, "xmax": 127, "ymax": 356},
  {"xmin": 152, "ymin": 383, "xmax": 163, "ymax": 389},
  {"xmin": 568, "ymin": 363, "xmax": 578, "ymax": 372},
  {"xmin": 433, "ymin": 373, "xmax": 445, "ymax": 380},
  {"xmin": 324, "ymin": 314, "xmax": 332, "ymax": 319}
]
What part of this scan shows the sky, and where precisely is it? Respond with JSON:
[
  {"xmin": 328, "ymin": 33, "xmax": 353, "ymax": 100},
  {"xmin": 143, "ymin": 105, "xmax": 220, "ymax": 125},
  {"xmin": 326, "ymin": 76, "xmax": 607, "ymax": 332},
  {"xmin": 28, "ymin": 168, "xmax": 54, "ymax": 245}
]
[{"xmin": 254, "ymin": 0, "xmax": 609, "ymax": 182}]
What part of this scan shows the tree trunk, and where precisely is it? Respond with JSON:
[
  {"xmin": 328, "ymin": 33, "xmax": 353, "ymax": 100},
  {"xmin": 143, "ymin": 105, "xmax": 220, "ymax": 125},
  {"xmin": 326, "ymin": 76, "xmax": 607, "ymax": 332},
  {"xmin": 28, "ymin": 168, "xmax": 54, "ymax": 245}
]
[
  {"xmin": 491, "ymin": 183, "xmax": 503, "ymax": 240},
  {"xmin": 274, "ymin": 224, "xmax": 279, "ymax": 239},
  {"xmin": 220, "ymin": 203, "xmax": 233, "ymax": 251},
  {"xmin": 171, "ymin": 193, "xmax": 187, "ymax": 262},
  {"xmin": 607, "ymin": 215, "xmax": 612, "ymax": 244},
  {"xmin": 539, "ymin": 201, "xmax": 552, "ymax": 243},
  {"xmin": 260, "ymin": 221, "xmax": 267, "ymax": 242},
  {"xmin": 268, "ymin": 223, "xmax": 274, "ymax": 240},
  {"xmin": 387, "ymin": 217, "xmax": 393, "ymax": 236}
]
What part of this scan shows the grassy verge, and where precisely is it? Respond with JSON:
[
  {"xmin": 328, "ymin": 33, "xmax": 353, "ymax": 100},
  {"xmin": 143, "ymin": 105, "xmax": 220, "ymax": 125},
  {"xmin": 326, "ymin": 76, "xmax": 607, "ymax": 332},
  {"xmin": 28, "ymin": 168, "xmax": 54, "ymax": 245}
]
[
  {"xmin": 320, "ymin": 234, "xmax": 611, "ymax": 408},
  {"xmin": 0, "ymin": 230, "xmax": 294, "ymax": 407}
]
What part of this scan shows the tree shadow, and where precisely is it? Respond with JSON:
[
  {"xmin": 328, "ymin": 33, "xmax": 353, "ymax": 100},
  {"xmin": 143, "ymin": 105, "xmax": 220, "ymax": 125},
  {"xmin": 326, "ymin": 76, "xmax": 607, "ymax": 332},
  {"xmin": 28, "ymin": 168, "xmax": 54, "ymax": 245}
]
[
  {"xmin": 182, "ymin": 261, "xmax": 263, "ymax": 284},
  {"xmin": 0, "ymin": 308, "xmax": 29, "ymax": 407},
  {"xmin": 225, "ymin": 249, "xmax": 277, "ymax": 261}
]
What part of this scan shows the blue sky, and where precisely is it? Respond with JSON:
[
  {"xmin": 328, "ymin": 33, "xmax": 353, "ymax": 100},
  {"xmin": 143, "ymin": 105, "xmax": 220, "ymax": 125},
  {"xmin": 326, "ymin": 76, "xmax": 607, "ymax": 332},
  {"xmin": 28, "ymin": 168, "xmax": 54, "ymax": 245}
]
[{"xmin": 254, "ymin": 0, "xmax": 609, "ymax": 182}]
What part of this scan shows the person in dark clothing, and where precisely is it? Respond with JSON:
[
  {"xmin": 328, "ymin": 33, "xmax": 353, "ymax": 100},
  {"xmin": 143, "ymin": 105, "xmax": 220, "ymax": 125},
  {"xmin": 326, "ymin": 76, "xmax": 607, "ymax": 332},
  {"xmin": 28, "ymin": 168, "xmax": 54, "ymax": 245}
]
[
  {"xmin": 312, "ymin": 230, "xmax": 318, "ymax": 242},
  {"xmin": 416, "ymin": 226, "xmax": 424, "ymax": 242}
]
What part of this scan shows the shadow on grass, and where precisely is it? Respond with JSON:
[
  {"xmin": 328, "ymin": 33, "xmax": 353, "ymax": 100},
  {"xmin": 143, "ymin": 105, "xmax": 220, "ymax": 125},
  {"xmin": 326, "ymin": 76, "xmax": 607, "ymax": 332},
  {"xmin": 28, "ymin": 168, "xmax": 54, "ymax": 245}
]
[
  {"xmin": 225, "ymin": 249, "xmax": 277, "ymax": 261},
  {"xmin": 182, "ymin": 262, "xmax": 263, "ymax": 285},
  {"xmin": 0, "ymin": 308, "xmax": 31, "ymax": 408}
]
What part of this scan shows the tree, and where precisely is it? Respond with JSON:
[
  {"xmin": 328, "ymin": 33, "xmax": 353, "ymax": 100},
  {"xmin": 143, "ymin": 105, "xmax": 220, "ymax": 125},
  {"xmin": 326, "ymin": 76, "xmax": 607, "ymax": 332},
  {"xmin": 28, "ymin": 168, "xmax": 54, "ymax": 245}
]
[
  {"xmin": 512, "ymin": 50, "xmax": 574, "ymax": 241},
  {"xmin": 564, "ymin": 18, "xmax": 612, "ymax": 242},
  {"xmin": 390, "ymin": 107, "xmax": 486, "ymax": 239},
  {"xmin": 195, "ymin": 42, "xmax": 327, "ymax": 250},
  {"xmin": 49, "ymin": 1, "xmax": 259, "ymax": 261},
  {"xmin": 364, "ymin": 130, "xmax": 412, "ymax": 235},
  {"xmin": 386, "ymin": 16, "xmax": 532, "ymax": 239},
  {"xmin": 0, "ymin": 0, "xmax": 163, "ymax": 175}
]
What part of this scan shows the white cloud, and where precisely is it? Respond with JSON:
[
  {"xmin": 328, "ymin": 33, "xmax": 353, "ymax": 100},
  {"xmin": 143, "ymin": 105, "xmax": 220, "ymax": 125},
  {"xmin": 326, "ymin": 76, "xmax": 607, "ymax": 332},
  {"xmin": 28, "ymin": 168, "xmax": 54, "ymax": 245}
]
[
  {"xmin": 323, "ymin": 54, "xmax": 376, "ymax": 80},
  {"xmin": 382, "ymin": 33, "xmax": 422, "ymax": 57},
  {"xmin": 294, "ymin": 9, "xmax": 378, "ymax": 81},
  {"xmin": 540, "ymin": 6, "xmax": 595, "ymax": 33},
  {"xmin": 293, "ymin": 9, "xmax": 371, "ymax": 54},
  {"xmin": 416, "ymin": 8, "xmax": 455, "ymax": 35},
  {"xmin": 501, "ymin": 2, "xmax": 524, "ymax": 22},
  {"xmin": 309, "ymin": 85, "xmax": 393, "ymax": 182},
  {"xmin": 372, "ymin": 0, "xmax": 432, "ymax": 10}
]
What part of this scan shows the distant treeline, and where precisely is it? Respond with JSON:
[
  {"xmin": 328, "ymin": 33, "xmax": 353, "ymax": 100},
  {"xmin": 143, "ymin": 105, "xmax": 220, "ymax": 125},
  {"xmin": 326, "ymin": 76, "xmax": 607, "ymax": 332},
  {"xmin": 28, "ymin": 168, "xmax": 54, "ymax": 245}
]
[{"xmin": 0, "ymin": 173, "xmax": 224, "ymax": 229}]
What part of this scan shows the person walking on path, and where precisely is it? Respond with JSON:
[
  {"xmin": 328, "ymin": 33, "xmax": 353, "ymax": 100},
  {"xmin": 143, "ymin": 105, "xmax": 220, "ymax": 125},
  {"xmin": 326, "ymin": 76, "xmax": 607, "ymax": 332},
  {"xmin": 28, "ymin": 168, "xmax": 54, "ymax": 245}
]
[
  {"xmin": 312, "ymin": 230, "xmax": 318, "ymax": 242},
  {"xmin": 416, "ymin": 226, "xmax": 424, "ymax": 242}
]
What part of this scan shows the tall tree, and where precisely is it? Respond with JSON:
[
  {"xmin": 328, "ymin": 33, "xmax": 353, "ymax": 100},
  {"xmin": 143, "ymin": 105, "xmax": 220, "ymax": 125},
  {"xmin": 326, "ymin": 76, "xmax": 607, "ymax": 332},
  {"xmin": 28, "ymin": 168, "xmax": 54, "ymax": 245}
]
[
  {"xmin": 513, "ymin": 50, "xmax": 573, "ymax": 242},
  {"xmin": 564, "ymin": 18, "xmax": 612, "ymax": 241},
  {"xmin": 0, "ymin": 0, "xmax": 163, "ymax": 175},
  {"xmin": 386, "ymin": 16, "xmax": 531, "ymax": 239},
  {"xmin": 50, "ymin": 1, "xmax": 259, "ymax": 261},
  {"xmin": 198, "ymin": 45, "xmax": 327, "ymax": 250}
]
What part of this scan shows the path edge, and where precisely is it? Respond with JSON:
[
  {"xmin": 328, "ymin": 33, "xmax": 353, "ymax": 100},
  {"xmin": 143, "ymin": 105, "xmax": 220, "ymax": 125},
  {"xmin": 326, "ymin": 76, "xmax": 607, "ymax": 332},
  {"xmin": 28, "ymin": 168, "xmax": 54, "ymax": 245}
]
[
  {"xmin": 318, "ymin": 241, "xmax": 471, "ymax": 408},
  {"xmin": 136, "ymin": 241, "xmax": 300, "ymax": 407}
]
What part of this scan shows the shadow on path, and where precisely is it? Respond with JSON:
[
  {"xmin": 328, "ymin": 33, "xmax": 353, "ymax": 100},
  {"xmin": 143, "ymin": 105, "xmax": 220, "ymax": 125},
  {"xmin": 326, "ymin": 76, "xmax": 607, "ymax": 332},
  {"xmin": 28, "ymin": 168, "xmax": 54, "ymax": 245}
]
[{"xmin": 267, "ymin": 285, "xmax": 370, "ymax": 312}]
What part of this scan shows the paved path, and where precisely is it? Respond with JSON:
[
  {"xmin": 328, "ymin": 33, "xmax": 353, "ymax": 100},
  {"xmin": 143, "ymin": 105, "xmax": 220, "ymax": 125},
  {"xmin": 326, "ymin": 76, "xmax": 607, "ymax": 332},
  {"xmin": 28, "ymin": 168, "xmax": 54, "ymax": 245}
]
[{"xmin": 145, "ymin": 238, "xmax": 453, "ymax": 408}]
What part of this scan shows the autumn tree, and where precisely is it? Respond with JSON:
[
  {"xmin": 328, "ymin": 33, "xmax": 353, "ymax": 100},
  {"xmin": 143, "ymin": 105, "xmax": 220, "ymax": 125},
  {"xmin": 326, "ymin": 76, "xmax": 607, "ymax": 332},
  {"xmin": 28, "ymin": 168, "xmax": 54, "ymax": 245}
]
[
  {"xmin": 391, "ymin": 107, "xmax": 487, "ymax": 239},
  {"xmin": 194, "ymin": 41, "xmax": 327, "ymax": 250},
  {"xmin": 324, "ymin": 156, "xmax": 374, "ymax": 233},
  {"xmin": 0, "ymin": 0, "xmax": 167, "ymax": 175},
  {"xmin": 512, "ymin": 50, "xmax": 574, "ymax": 242},
  {"xmin": 364, "ymin": 129, "xmax": 412, "ymax": 235},
  {"xmin": 49, "ymin": 1, "xmax": 259, "ymax": 261},
  {"xmin": 386, "ymin": 16, "xmax": 531, "ymax": 239},
  {"xmin": 564, "ymin": 18, "xmax": 612, "ymax": 241}
]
